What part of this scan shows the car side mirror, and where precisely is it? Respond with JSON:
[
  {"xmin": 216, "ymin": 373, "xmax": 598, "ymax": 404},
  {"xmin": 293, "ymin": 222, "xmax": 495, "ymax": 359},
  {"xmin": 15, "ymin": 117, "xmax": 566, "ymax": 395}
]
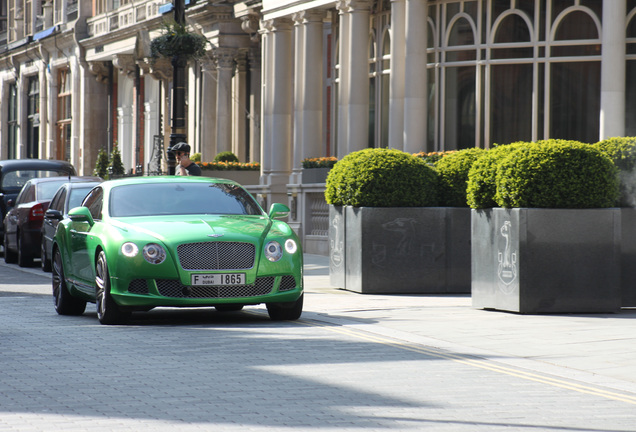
[
  {"xmin": 7, "ymin": 198, "xmax": 14, "ymax": 208},
  {"xmin": 268, "ymin": 203, "xmax": 290, "ymax": 219},
  {"xmin": 68, "ymin": 206, "xmax": 94, "ymax": 226},
  {"xmin": 45, "ymin": 209, "xmax": 64, "ymax": 220}
]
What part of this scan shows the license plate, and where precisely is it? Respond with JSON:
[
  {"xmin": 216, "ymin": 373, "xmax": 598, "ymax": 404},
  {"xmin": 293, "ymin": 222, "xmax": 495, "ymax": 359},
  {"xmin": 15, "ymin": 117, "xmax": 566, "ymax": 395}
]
[{"xmin": 191, "ymin": 273, "xmax": 245, "ymax": 286}]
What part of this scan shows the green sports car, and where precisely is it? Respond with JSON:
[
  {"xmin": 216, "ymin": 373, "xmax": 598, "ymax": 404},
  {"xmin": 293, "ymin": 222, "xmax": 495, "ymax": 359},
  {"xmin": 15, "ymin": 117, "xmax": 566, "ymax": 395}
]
[{"xmin": 51, "ymin": 176, "xmax": 303, "ymax": 325}]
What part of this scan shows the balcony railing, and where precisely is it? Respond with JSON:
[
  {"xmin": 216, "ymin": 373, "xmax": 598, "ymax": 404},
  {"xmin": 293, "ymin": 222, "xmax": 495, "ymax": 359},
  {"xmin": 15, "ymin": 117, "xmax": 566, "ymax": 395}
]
[{"xmin": 87, "ymin": 0, "xmax": 163, "ymax": 37}]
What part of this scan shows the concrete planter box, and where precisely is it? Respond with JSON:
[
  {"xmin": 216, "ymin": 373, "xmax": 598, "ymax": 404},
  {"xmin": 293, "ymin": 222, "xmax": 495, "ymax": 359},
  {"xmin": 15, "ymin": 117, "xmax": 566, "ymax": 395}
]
[
  {"xmin": 201, "ymin": 170, "xmax": 260, "ymax": 185},
  {"xmin": 472, "ymin": 208, "xmax": 621, "ymax": 314},
  {"xmin": 620, "ymin": 208, "xmax": 636, "ymax": 307},
  {"xmin": 329, "ymin": 205, "xmax": 471, "ymax": 294},
  {"xmin": 301, "ymin": 167, "xmax": 331, "ymax": 184}
]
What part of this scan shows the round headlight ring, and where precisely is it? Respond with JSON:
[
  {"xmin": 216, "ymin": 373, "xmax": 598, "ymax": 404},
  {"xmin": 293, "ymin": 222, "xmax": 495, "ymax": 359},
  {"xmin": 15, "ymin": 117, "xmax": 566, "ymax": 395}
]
[
  {"xmin": 121, "ymin": 242, "xmax": 139, "ymax": 257},
  {"xmin": 143, "ymin": 243, "xmax": 166, "ymax": 264},
  {"xmin": 285, "ymin": 239, "xmax": 297, "ymax": 254},
  {"xmin": 265, "ymin": 241, "xmax": 283, "ymax": 262}
]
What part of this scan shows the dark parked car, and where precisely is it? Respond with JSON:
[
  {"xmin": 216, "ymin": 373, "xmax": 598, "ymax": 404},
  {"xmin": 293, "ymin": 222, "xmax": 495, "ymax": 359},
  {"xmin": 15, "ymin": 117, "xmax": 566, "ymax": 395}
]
[
  {"xmin": 40, "ymin": 179, "xmax": 103, "ymax": 272},
  {"xmin": 0, "ymin": 159, "xmax": 75, "ymax": 247},
  {"xmin": 4, "ymin": 176, "xmax": 100, "ymax": 267}
]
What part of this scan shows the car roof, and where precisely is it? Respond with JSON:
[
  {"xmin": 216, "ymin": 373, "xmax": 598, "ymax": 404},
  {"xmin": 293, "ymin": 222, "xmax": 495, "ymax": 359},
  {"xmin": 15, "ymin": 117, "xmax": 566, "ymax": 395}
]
[
  {"xmin": 101, "ymin": 175, "xmax": 239, "ymax": 188},
  {"xmin": 0, "ymin": 159, "xmax": 75, "ymax": 172},
  {"xmin": 25, "ymin": 176, "xmax": 102, "ymax": 184}
]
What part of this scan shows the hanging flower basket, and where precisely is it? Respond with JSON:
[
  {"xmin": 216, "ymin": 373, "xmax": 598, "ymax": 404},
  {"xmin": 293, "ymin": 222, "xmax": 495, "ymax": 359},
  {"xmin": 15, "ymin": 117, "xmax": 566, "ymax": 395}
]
[{"xmin": 150, "ymin": 21, "xmax": 208, "ymax": 61}]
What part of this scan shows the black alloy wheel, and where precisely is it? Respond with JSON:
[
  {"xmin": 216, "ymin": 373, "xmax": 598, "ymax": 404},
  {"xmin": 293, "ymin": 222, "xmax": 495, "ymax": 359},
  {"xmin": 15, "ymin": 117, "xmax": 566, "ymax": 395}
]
[
  {"xmin": 52, "ymin": 248, "xmax": 86, "ymax": 316},
  {"xmin": 95, "ymin": 251, "xmax": 130, "ymax": 325}
]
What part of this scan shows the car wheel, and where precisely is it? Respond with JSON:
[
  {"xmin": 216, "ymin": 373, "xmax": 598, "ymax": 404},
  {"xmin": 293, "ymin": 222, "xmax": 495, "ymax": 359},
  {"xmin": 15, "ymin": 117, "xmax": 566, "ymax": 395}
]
[
  {"xmin": 41, "ymin": 238, "xmax": 51, "ymax": 272},
  {"xmin": 3, "ymin": 231, "xmax": 17, "ymax": 264},
  {"xmin": 17, "ymin": 232, "xmax": 33, "ymax": 267},
  {"xmin": 266, "ymin": 293, "xmax": 303, "ymax": 321},
  {"xmin": 215, "ymin": 304, "xmax": 244, "ymax": 312},
  {"xmin": 95, "ymin": 251, "xmax": 130, "ymax": 325},
  {"xmin": 52, "ymin": 248, "xmax": 86, "ymax": 316}
]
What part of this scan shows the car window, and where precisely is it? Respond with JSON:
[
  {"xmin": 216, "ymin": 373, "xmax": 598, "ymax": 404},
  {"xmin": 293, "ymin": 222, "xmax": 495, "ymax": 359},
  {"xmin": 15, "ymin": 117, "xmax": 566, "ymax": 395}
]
[
  {"xmin": 1, "ymin": 170, "xmax": 71, "ymax": 192},
  {"xmin": 68, "ymin": 187, "xmax": 94, "ymax": 211},
  {"xmin": 110, "ymin": 183, "xmax": 264, "ymax": 217},
  {"xmin": 49, "ymin": 187, "xmax": 67, "ymax": 212},
  {"xmin": 16, "ymin": 183, "xmax": 35, "ymax": 204},
  {"xmin": 82, "ymin": 187, "xmax": 103, "ymax": 220},
  {"xmin": 37, "ymin": 180, "xmax": 68, "ymax": 201}
]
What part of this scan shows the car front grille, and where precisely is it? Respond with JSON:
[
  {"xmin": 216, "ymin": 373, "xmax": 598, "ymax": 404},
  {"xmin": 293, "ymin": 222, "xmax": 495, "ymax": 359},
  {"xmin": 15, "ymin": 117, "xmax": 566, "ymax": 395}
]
[
  {"xmin": 177, "ymin": 242, "xmax": 255, "ymax": 270},
  {"xmin": 279, "ymin": 275, "xmax": 297, "ymax": 292},
  {"xmin": 128, "ymin": 279, "xmax": 148, "ymax": 294},
  {"xmin": 156, "ymin": 277, "xmax": 275, "ymax": 299}
]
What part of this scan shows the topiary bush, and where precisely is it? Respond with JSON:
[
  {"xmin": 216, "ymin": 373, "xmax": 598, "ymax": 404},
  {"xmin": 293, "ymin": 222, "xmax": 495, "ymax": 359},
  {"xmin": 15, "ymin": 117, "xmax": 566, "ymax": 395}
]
[
  {"xmin": 494, "ymin": 140, "xmax": 619, "ymax": 208},
  {"xmin": 214, "ymin": 151, "xmax": 239, "ymax": 163},
  {"xmin": 325, "ymin": 148, "xmax": 439, "ymax": 207},
  {"xmin": 467, "ymin": 142, "xmax": 528, "ymax": 209},
  {"xmin": 93, "ymin": 147, "xmax": 109, "ymax": 179},
  {"xmin": 190, "ymin": 152, "xmax": 202, "ymax": 163},
  {"xmin": 435, "ymin": 148, "xmax": 485, "ymax": 207},
  {"xmin": 594, "ymin": 137, "xmax": 636, "ymax": 207}
]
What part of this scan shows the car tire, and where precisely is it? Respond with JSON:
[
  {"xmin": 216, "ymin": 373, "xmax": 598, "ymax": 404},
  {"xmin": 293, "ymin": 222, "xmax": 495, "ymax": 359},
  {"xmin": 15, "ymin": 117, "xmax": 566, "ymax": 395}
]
[
  {"xmin": 17, "ymin": 232, "xmax": 33, "ymax": 267},
  {"xmin": 215, "ymin": 304, "xmax": 244, "ymax": 312},
  {"xmin": 41, "ymin": 238, "xmax": 51, "ymax": 272},
  {"xmin": 266, "ymin": 293, "xmax": 303, "ymax": 321},
  {"xmin": 96, "ymin": 251, "xmax": 130, "ymax": 325},
  {"xmin": 3, "ymin": 232, "xmax": 17, "ymax": 264},
  {"xmin": 52, "ymin": 248, "xmax": 87, "ymax": 316}
]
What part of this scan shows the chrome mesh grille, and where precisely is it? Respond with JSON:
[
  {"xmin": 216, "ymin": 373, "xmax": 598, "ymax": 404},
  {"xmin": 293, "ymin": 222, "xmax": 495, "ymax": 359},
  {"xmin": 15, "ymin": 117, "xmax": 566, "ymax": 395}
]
[
  {"xmin": 156, "ymin": 277, "xmax": 274, "ymax": 299},
  {"xmin": 177, "ymin": 242, "xmax": 255, "ymax": 270},
  {"xmin": 279, "ymin": 275, "xmax": 297, "ymax": 292},
  {"xmin": 128, "ymin": 279, "xmax": 148, "ymax": 294}
]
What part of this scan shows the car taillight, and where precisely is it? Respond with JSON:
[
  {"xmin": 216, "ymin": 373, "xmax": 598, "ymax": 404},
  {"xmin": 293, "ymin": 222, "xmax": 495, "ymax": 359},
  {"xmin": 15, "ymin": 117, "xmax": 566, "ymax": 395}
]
[{"xmin": 30, "ymin": 203, "xmax": 44, "ymax": 221}]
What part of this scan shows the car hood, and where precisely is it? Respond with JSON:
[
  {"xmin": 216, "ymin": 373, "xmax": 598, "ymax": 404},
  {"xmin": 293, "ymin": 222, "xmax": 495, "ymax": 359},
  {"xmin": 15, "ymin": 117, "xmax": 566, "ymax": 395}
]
[{"xmin": 111, "ymin": 215, "xmax": 272, "ymax": 245}]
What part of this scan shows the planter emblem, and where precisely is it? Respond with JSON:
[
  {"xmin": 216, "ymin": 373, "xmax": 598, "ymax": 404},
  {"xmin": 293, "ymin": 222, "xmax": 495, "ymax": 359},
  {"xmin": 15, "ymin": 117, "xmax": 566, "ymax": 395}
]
[
  {"xmin": 497, "ymin": 220, "xmax": 518, "ymax": 292},
  {"xmin": 330, "ymin": 214, "xmax": 344, "ymax": 268}
]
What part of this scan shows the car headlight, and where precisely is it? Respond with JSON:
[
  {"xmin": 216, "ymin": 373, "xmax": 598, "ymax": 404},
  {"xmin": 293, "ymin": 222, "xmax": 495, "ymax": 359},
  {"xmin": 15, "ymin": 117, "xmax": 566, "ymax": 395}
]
[
  {"xmin": 265, "ymin": 241, "xmax": 283, "ymax": 262},
  {"xmin": 121, "ymin": 242, "xmax": 139, "ymax": 257},
  {"xmin": 143, "ymin": 243, "xmax": 166, "ymax": 264},
  {"xmin": 285, "ymin": 239, "xmax": 297, "ymax": 254}
]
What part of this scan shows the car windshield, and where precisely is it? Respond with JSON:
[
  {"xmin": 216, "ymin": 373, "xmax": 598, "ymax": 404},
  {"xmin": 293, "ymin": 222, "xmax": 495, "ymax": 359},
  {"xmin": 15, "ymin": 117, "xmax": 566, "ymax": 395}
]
[
  {"xmin": 68, "ymin": 186, "xmax": 95, "ymax": 210},
  {"xmin": 2, "ymin": 170, "xmax": 71, "ymax": 192},
  {"xmin": 109, "ymin": 183, "xmax": 264, "ymax": 217},
  {"xmin": 37, "ymin": 180, "xmax": 69, "ymax": 201}
]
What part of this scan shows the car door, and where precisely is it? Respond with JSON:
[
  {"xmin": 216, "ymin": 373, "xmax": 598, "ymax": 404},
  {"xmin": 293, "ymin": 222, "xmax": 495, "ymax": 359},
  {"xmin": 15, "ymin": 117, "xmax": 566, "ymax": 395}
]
[
  {"xmin": 69, "ymin": 187, "xmax": 103, "ymax": 291},
  {"xmin": 5, "ymin": 182, "xmax": 35, "ymax": 251},
  {"xmin": 43, "ymin": 186, "xmax": 66, "ymax": 257}
]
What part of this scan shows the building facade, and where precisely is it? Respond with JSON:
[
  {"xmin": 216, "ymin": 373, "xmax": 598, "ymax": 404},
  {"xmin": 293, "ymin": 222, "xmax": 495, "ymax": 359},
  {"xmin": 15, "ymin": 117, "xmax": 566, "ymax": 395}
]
[{"xmin": 0, "ymin": 0, "xmax": 635, "ymax": 253}]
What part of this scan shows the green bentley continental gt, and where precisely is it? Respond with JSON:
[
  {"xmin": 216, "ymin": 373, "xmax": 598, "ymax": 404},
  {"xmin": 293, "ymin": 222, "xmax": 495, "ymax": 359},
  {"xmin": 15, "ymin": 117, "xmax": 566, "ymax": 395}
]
[{"xmin": 51, "ymin": 176, "xmax": 303, "ymax": 325}]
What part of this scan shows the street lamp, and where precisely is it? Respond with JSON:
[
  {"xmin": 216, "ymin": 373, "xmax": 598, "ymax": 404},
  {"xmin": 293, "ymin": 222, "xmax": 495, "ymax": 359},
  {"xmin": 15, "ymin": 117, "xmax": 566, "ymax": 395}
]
[{"xmin": 168, "ymin": 0, "xmax": 187, "ymax": 175}]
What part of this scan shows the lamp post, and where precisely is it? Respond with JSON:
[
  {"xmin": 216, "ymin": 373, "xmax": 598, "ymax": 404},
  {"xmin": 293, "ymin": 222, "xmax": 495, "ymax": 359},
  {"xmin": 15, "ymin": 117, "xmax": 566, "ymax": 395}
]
[{"xmin": 168, "ymin": 0, "xmax": 187, "ymax": 175}]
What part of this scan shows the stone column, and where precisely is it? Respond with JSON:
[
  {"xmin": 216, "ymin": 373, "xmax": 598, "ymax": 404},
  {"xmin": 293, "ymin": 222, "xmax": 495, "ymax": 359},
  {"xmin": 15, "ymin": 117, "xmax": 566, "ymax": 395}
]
[
  {"xmin": 200, "ymin": 60, "xmax": 218, "ymax": 162},
  {"xmin": 600, "ymin": 0, "xmax": 626, "ymax": 140},
  {"xmin": 403, "ymin": 0, "xmax": 428, "ymax": 153},
  {"xmin": 38, "ymin": 62, "xmax": 49, "ymax": 159},
  {"xmin": 0, "ymin": 79, "xmax": 6, "ymax": 159},
  {"xmin": 80, "ymin": 60, "xmax": 108, "ymax": 175},
  {"xmin": 214, "ymin": 47, "xmax": 236, "ymax": 155},
  {"xmin": 389, "ymin": 0, "xmax": 405, "ymax": 150},
  {"xmin": 70, "ymin": 57, "xmax": 82, "ymax": 171},
  {"xmin": 234, "ymin": 50, "xmax": 248, "ymax": 162},
  {"xmin": 336, "ymin": 0, "xmax": 350, "ymax": 159},
  {"xmin": 248, "ymin": 48, "xmax": 261, "ymax": 163},
  {"xmin": 346, "ymin": 0, "xmax": 371, "ymax": 153},
  {"xmin": 292, "ymin": 12, "xmax": 305, "ymax": 185},
  {"xmin": 260, "ymin": 22, "xmax": 274, "ymax": 180},
  {"xmin": 301, "ymin": 11, "xmax": 325, "ymax": 166},
  {"xmin": 268, "ymin": 18, "xmax": 294, "ymax": 205}
]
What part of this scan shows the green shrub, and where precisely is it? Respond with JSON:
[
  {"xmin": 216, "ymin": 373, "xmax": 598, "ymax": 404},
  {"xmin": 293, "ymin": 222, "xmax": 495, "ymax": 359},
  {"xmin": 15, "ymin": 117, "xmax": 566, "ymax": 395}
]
[
  {"xmin": 467, "ymin": 142, "xmax": 527, "ymax": 209},
  {"xmin": 109, "ymin": 145, "xmax": 125, "ymax": 176},
  {"xmin": 435, "ymin": 148, "xmax": 485, "ymax": 207},
  {"xmin": 325, "ymin": 148, "xmax": 438, "ymax": 207},
  {"xmin": 93, "ymin": 147, "xmax": 109, "ymax": 179},
  {"xmin": 214, "ymin": 151, "xmax": 239, "ymax": 163},
  {"xmin": 495, "ymin": 140, "xmax": 618, "ymax": 208},
  {"xmin": 191, "ymin": 152, "xmax": 202, "ymax": 162},
  {"xmin": 594, "ymin": 137, "xmax": 636, "ymax": 207}
]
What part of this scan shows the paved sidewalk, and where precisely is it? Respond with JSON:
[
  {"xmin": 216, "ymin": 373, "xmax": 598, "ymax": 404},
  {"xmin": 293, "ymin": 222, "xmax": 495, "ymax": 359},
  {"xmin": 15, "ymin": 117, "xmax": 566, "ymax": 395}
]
[{"xmin": 302, "ymin": 254, "xmax": 636, "ymax": 395}]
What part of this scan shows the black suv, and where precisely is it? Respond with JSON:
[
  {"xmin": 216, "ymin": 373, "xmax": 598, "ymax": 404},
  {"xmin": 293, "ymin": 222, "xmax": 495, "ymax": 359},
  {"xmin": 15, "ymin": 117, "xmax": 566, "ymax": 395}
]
[{"xmin": 0, "ymin": 159, "xmax": 75, "ymax": 247}]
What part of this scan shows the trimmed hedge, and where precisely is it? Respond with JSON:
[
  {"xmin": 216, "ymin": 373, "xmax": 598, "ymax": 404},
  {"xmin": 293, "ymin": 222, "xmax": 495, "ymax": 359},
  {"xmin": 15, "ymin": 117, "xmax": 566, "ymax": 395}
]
[
  {"xmin": 435, "ymin": 148, "xmax": 485, "ymax": 207},
  {"xmin": 325, "ymin": 148, "xmax": 438, "ymax": 207},
  {"xmin": 595, "ymin": 137, "xmax": 636, "ymax": 207},
  {"xmin": 214, "ymin": 151, "xmax": 239, "ymax": 163},
  {"xmin": 467, "ymin": 142, "xmax": 526, "ymax": 209},
  {"xmin": 494, "ymin": 140, "xmax": 618, "ymax": 208}
]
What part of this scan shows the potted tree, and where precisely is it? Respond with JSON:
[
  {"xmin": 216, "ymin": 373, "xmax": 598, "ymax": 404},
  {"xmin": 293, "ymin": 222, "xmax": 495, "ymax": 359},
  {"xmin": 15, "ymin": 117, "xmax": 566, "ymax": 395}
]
[
  {"xmin": 468, "ymin": 140, "xmax": 621, "ymax": 313},
  {"xmin": 326, "ymin": 148, "xmax": 473, "ymax": 294}
]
